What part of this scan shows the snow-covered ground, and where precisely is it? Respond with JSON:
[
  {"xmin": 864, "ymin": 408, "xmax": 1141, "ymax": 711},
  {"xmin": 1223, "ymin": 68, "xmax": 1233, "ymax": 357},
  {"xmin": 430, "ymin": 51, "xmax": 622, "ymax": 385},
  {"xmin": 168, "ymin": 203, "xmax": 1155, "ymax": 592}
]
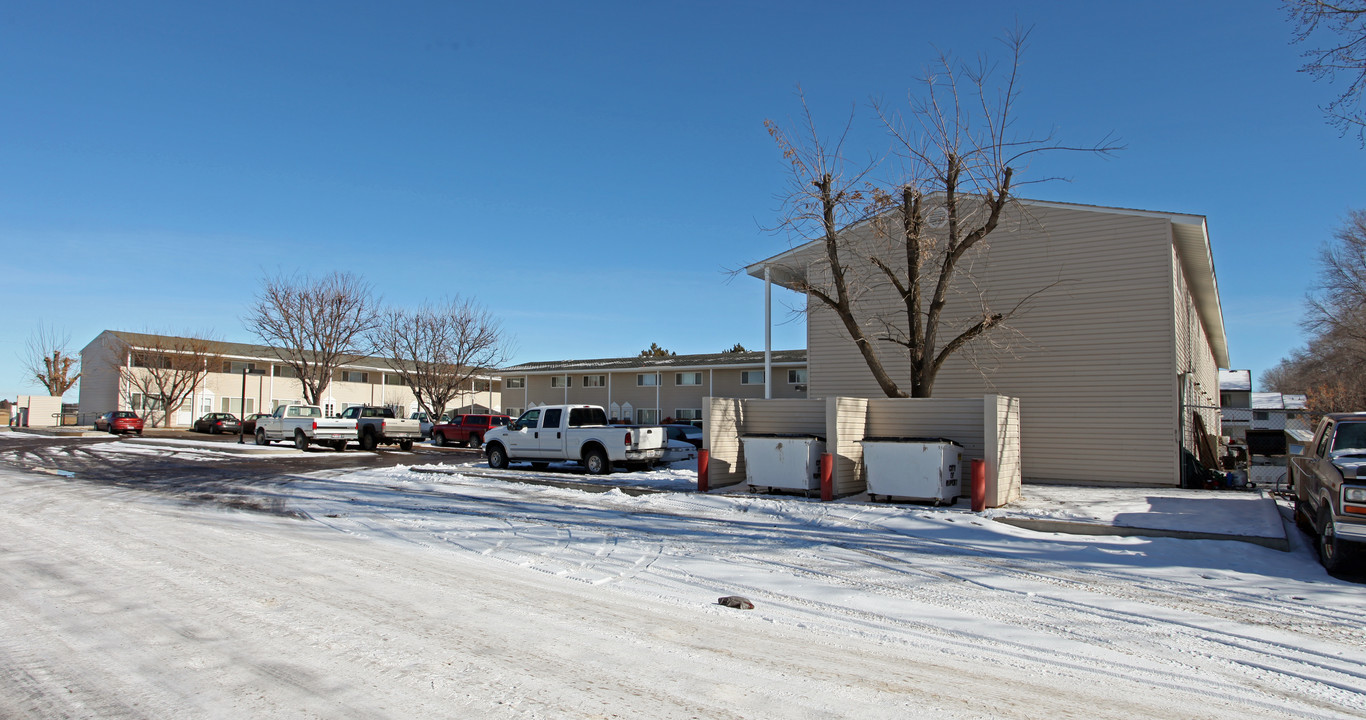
[{"xmin": 1, "ymin": 450, "xmax": 1364, "ymax": 718}]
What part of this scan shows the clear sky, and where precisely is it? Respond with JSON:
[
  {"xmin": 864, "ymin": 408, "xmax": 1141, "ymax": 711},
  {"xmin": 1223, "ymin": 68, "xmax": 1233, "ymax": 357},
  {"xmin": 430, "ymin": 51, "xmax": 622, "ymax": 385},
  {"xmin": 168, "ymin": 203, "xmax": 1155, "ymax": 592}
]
[{"xmin": 2, "ymin": 1, "xmax": 1359, "ymax": 403}]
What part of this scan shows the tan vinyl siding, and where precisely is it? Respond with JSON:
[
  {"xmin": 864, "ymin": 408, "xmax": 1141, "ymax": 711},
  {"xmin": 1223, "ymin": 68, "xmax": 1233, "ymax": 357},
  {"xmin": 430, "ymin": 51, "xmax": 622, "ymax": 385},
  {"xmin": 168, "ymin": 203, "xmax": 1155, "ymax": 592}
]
[
  {"xmin": 703, "ymin": 398, "xmax": 826, "ymax": 489},
  {"xmin": 985, "ymin": 395, "xmax": 1023, "ymax": 506},
  {"xmin": 807, "ymin": 203, "xmax": 1186, "ymax": 485},
  {"xmin": 827, "ymin": 396, "xmax": 869, "ymax": 495},
  {"xmin": 77, "ymin": 332, "xmax": 124, "ymax": 418},
  {"xmin": 704, "ymin": 397, "xmax": 745, "ymax": 487},
  {"xmin": 866, "ymin": 398, "xmax": 987, "ymax": 461}
]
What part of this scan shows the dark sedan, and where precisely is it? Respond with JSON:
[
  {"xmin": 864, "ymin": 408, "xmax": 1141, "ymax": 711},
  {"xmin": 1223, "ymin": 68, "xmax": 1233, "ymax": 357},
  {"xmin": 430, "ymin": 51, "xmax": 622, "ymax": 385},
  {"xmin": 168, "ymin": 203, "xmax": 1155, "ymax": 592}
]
[
  {"xmin": 240, "ymin": 413, "xmax": 271, "ymax": 436},
  {"xmin": 193, "ymin": 413, "xmax": 242, "ymax": 434}
]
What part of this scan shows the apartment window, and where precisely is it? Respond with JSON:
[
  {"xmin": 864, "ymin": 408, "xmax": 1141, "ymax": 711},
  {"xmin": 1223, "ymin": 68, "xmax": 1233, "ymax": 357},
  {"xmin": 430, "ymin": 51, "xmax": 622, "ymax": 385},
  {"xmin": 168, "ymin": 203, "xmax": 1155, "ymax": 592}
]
[
  {"xmin": 675, "ymin": 408, "xmax": 702, "ymax": 421},
  {"xmin": 132, "ymin": 353, "xmax": 171, "ymax": 369},
  {"xmin": 675, "ymin": 372, "xmax": 702, "ymax": 386},
  {"xmin": 473, "ymin": 379, "xmax": 491, "ymax": 392},
  {"xmin": 787, "ymin": 369, "xmax": 807, "ymax": 384},
  {"xmin": 1253, "ymin": 411, "xmax": 1269, "ymax": 421},
  {"xmin": 584, "ymin": 375, "xmax": 606, "ymax": 387},
  {"xmin": 636, "ymin": 408, "xmax": 660, "ymax": 425},
  {"xmin": 506, "ymin": 377, "xmax": 526, "ymax": 389},
  {"xmin": 341, "ymin": 371, "xmax": 369, "ymax": 383},
  {"xmin": 383, "ymin": 373, "xmax": 407, "ymax": 386},
  {"xmin": 741, "ymin": 370, "xmax": 764, "ymax": 385},
  {"xmin": 637, "ymin": 373, "xmax": 659, "ymax": 387},
  {"xmin": 551, "ymin": 375, "xmax": 572, "ymax": 388},
  {"xmin": 505, "ymin": 407, "xmax": 522, "ymax": 418},
  {"xmin": 273, "ymin": 365, "xmax": 299, "ymax": 378},
  {"xmin": 222, "ymin": 361, "xmax": 257, "ymax": 374},
  {"xmin": 221, "ymin": 398, "xmax": 255, "ymax": 415}
]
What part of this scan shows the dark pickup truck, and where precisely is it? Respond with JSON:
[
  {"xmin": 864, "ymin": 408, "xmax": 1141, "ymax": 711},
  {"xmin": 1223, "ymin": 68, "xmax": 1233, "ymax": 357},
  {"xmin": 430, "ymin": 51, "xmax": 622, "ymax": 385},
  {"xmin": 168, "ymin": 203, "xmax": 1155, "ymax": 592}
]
[{"xmin": 1290, "ymin": 413, "xmax": 1366, "ymax": 573}]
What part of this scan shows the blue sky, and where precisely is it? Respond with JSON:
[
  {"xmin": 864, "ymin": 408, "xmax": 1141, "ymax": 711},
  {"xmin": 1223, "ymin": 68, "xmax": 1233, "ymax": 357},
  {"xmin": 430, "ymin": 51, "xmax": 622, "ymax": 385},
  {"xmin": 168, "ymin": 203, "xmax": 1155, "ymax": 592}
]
[{"xmin": 1, "ymin": 1, "xmax": 1359, "ymax": 402}]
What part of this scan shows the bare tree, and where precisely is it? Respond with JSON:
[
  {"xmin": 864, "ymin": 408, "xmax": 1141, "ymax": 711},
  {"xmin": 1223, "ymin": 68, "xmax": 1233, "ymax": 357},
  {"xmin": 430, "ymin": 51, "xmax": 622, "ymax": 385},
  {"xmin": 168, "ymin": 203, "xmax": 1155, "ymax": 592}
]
[
  {"xmin": 765, "ymin": 27, "xmax": 1120, "ymax": 398},
  {"xmin": 368, "ymin": 297, "xmax": 511, "ymax": 421},
  {"xmin": 244, "ymin": 271, "xmax": 380, "ymax": 406},
  {"xmin": 21, "ymin": 322, "xmax": 80, "ymax": 396},
  {"xmin": 1287, "ymin": 0, "xmax": 1366, "ymax": 145},
  {"xmin": 111, "ymin": 333, "xmax": 223, "ymax": 428}
]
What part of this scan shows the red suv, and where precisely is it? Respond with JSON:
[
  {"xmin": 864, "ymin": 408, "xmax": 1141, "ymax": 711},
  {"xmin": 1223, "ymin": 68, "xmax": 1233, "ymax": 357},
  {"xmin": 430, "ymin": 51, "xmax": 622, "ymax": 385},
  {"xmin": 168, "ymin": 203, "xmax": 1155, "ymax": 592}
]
[
  {"xmin": 431, "ymin": 414, "xmax": 510, "ymax": 448},
  {"xmin": 95, "ymin": 411, "xmax": 144, "ymax": 435}
]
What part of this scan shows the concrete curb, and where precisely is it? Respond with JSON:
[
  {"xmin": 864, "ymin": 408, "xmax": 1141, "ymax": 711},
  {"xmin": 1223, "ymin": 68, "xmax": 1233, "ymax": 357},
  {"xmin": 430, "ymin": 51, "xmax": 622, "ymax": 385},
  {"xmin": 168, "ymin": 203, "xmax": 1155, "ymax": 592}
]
[
  {"xmin": 410, "ymin": 465, "xmax": 666, "ymax": 497},
  {"xmin": 992, "ymin": 516, "xmax": 1290, "ymax": 551}
]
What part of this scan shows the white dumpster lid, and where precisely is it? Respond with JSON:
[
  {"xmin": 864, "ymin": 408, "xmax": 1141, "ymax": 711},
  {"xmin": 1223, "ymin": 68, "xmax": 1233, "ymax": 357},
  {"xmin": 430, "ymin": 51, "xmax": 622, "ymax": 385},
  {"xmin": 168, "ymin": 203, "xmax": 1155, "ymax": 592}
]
[{"xmin": 860, "ymin": 436, "xmax": 963, "ymax": 446}]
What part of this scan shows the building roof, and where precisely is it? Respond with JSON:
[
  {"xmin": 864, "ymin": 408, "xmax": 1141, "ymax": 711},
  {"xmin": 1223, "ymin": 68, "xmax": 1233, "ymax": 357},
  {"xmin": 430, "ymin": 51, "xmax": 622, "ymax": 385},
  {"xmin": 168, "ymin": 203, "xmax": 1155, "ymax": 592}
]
[
  {"xmin": 84, "ymin": 330, "xmax": 494, "ymax": 377},
  {"xmin": 501, "ymin": 349, "xmax": 806, "ymax": 374},
  {"xmin": 1251, "ymin": 392, "xmax": 1285, "ymax": 410},
  {"xmin": 745, "ymin": 197, "xmax": 1231, "ymax": 368},
  {"xmin": 1219, "ymin": 369, "xmax": 1252, "ymax": 392},
  {"xmin": 1283, "ymin": 394, "xmax": 1307, "ymax": 411}
]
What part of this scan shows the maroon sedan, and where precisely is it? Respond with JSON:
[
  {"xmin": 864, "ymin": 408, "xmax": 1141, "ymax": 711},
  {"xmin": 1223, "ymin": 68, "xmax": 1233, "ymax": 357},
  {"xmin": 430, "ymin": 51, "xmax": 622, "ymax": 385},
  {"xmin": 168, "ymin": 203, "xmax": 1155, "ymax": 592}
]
[{"xmin": 94, "ymin": 411, "xmax": 144, "ymax": 435}]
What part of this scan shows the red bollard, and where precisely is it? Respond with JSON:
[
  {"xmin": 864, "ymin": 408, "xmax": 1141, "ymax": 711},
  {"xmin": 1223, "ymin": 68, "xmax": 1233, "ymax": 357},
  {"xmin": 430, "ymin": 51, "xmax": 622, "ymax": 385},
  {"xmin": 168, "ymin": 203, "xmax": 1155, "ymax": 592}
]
[
  {"xmin": 820, "ymin": 452, "xmax": 834, "ymax": 502},
  {"xmin": 971, "ymin": 458, "xmax": 986, "ymax": 512},
  {"xmin": 697, "ymin": 449, "xmax": 709, "ymax": 493}
]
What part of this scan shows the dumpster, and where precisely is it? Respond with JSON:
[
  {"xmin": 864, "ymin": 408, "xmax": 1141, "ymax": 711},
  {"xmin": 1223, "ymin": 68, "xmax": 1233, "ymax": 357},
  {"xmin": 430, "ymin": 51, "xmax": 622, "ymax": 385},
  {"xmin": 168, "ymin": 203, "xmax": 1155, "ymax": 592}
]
[
  {"xmin": 860, "ymin": 437, "xmax": 962, "ymax": 504},
  {"xmin": 742, "ymin": 433, "xmax": 826, "ymax": 495}
]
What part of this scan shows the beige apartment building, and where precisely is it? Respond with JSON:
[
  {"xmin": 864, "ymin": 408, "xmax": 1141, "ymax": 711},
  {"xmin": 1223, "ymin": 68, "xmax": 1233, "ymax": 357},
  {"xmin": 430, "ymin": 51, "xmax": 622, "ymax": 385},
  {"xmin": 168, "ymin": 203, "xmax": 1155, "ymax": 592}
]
[
  {"xmin": 79, "ymin": 330, "xmax": 501, "ymax": 426},
  {"xmin": 498, "ymin": 350, "xmax": 807, "ymax": 424},
  {"xmin": 747, "ymin": 198, "xmax": 1228, "ymax": 487}
]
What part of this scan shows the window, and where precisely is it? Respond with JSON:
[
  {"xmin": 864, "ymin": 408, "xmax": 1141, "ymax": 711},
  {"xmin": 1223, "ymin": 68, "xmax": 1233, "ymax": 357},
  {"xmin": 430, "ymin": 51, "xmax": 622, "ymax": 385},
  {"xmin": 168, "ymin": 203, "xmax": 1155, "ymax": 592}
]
[
  {"xmin": 584, "ymin": 375, "xmax": 606, "ymax": 387},
  {"xmin": 383, "ymin": 373, "xmax": 407, "ymax": 386},
  {"xmin": 506, "ymin": 377, "xmax": 525, "ymax": 389},
  {"xmin": 741, "ymin": 370, "xmax": 764, "ymax": 385},
  {"xmin": 273, "ymin": 365, "xmax": 299, "ymax": 378},
  {"xmin": 550, "ymin": 375, "xmax": 571, "ymax": 388},
  {"xmin": 132, "ymin": 353, "xmax": 171, "ymax": 369},
  {"xmin": 675, "ymin": 372, "xmax": 702, "ymax": 386},
  {"xmin": 637, "ymin": 373, "xmax": 659, "ymax": 387},
  {"xmin": 473, "ymin": 379, "xmax": 491, "ymax": 392},
  {"xmin": 675, "ymin": 408, "xmax": 702, "ymax": 421},
  {"xmin": 636, "ymin": 408, "xmax": 660, "ymax": 425},
  {"xmin": 787, "ymin": 369, "xmax": 807, "ymax": 384},
  {"xmin": 569, "ymin": 407, "xmax": 607, "ymax": 427},
  {"xmin": 1253, "ymin": 411, "xmax": 1269, "ymax": 421},
  {"xmin": 517, "ymin": 408, "xmax": 542, "ymax": 428},
  {"xmin": 222, "ymin": 361, "xmax": 257, "ymax": 374},
  {"xmin": 504, "ymin": 407, "xmax": 522, "ymax": 418},
  {"xmin": 221, "ymin": 398, "xmax": 255, "ymax": 415},
  {"xmin": 542, "ymin": 408, "xmax": 563, "ymax": 429},
  {"xmin": 341, "ymin": 371, "xmax": 369, "ymax": 383}
]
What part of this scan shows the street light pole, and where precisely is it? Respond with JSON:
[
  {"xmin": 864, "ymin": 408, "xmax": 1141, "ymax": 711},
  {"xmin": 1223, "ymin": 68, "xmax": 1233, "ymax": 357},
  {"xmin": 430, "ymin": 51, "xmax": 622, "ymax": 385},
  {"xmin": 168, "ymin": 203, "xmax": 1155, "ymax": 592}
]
[{"xmin": 239, "ymin": 367, "xmax": 266, "ymax": 444}]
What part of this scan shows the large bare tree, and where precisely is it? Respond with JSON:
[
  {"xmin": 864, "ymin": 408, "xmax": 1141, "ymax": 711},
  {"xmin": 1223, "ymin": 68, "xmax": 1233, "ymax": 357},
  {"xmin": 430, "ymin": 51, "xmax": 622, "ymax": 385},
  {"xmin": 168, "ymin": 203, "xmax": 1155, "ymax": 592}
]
[
  {"xmin": 112, "ymin": 333, "xmax": 222, "ymax": 427},
  {"xmin": 765, "ymin": 27, "xmax": 1120, "ymax": 398},
  {"xmin": 21, "ymin": 322, "xmax": 81, "ymax": 396},
  {"xmin": 244, "ymin": 271, "xmax": 380, "ymax": 406},
  {"xmin": 368, "ymin": 297, "xmax": 511, "ymax": 421},
  {"xmin": 1287, "ymin": 0, "xmax": 1366, "ymax": 145}
]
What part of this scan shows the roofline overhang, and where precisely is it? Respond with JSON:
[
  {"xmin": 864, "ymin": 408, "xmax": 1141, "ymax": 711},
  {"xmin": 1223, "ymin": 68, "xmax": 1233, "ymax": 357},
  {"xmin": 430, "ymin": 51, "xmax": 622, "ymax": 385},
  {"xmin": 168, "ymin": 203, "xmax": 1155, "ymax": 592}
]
[
  {"xmin": 502, "ymin": 360, "xmax": 807, "ymax": 376},
  {"xmin": 745, "ymin": 197, "xmax": 1231, "ymax": 368}
]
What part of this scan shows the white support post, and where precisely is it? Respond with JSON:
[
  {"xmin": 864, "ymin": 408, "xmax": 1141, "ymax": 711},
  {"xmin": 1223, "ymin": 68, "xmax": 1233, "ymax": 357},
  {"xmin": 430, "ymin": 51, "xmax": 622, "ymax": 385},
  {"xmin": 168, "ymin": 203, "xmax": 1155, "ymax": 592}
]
[{"xmin": 764, "ymin": 265, "xmax": 772, "ymax": 400}]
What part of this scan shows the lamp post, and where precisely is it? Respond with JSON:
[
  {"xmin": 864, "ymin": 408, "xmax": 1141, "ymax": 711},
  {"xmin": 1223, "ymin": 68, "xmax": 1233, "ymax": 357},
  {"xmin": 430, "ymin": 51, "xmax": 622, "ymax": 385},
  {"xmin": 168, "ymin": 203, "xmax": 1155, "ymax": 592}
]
[{"xmin": 238, "ymin": 367, "xmax": 266, "ymax": 444}]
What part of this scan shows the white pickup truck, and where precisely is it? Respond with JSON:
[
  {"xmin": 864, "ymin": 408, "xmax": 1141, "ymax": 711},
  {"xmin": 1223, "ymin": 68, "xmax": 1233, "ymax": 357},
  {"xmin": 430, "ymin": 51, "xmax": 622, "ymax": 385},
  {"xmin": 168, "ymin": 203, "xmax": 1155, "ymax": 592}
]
[
  {"xmin": 483, "ymin": 405, "xmax": 666, "ymax": 474},
  {"xmin": 253, "ymin": 404, "xmax": 357, "ymax": 451}
]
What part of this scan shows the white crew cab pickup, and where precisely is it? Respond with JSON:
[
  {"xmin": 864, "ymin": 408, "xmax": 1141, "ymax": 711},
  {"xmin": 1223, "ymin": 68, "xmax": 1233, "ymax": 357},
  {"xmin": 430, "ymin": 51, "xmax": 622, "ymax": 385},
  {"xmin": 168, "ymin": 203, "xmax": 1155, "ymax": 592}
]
[
  {"xmin": 483, "ymin": 405, "xmax": 666, "ymax": 474},
  {"xmin": 254, "ymin": 404, "xmax": 357, "ymax": 451}
]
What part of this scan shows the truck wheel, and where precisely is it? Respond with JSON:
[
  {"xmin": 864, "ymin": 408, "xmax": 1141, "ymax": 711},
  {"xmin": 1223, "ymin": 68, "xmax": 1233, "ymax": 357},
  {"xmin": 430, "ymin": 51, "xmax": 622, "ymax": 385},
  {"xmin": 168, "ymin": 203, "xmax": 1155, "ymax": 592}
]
[
  {"xmin": 1318, "ymin": 507, "xmax": 1355, "ymax": 574},
  {"xmin": 294, "ymin": 431, "xmax": 309, "ymax": 451},
  {"xmin": 255, "ymin": 429, "xmax": 269, "ymax": 446},
  {"xmin": 433, "ymin": 432, "xmax": 446, "ymax": 447},
  {"xmin": 583, "ymin": 448, "xmax": 610, "ymax": 475},
  {"xmin": 333, "ymin": 440, "xmax": 347, "ymax": 452},
  {"xmin": 487, "ymin": 444, "xmax": 509, "ymax": 469},
  {"xmin": 468, "ymin": 434, "xmax": 482, "ymax": 449},
  {"xmin": 361, "ymin": 431, "xmax": 377, "ymax": 451},
  {"xmin": 399, "ymin": 440, "xmax": 413, "ymax": 452}
]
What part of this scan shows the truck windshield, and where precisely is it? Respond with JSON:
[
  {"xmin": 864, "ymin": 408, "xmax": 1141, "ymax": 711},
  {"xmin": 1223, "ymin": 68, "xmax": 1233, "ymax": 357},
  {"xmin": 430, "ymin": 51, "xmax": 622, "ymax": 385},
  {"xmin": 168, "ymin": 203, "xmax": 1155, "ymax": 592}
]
[{"xmin": 1333, "ymin": 423, "xmax": 1366, "ymax": 452}]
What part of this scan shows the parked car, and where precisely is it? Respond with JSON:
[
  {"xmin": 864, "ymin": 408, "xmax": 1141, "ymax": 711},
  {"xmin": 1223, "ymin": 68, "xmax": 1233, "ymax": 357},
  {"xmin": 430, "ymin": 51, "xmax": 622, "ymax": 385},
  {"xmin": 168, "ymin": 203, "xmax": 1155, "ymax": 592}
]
[
  {"xmin": 254, "ymin": 404, "xmax": 356, "ymax": 451},
  {"xmin": 662, "ymin": 424, "xmax": 704, "ymax": 449},
  {"xmin": 431, "ymin": 414, "xmax": 510, "ymax": 448},
  {"xmin": 193, "ymin": 413, "xmax": 242, "ymax": 434},
  {"xmin": 94, "ymin": 411, "xmax": 144, "ymax": 435},
  {"xmin": 240, "ymin": 413, "xmax": 270, "ymax": 436},
  {"xmin": 339, "ymin": 405, "xmax": 423, "ymax": 451},
  {"xmin": 483, "ymin": 405, "xmax": 665, "ymax": 474},
  {"xmin": 1290, "ymin": 413, "xmax": 1366, "ymax": 573}
]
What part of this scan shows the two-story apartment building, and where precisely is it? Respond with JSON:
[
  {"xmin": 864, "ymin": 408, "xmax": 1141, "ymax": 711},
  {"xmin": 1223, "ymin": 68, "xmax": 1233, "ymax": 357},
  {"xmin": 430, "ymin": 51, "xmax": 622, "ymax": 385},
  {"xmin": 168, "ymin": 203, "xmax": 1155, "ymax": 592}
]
[
  {"xmin": 498, "ymin": 350, "xmax": 806, "ymax": 424},
  {"xmin": 79, "ymin": 330, "xmax": 501, "ymax": 426}
]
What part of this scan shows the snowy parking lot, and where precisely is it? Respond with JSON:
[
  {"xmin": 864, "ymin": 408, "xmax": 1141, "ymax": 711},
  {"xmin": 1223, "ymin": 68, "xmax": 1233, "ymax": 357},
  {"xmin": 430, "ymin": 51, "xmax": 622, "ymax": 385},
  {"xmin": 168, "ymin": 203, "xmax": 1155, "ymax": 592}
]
[{"xmin": 1, "ymin": 433, "xmax": 1364, "ymax": 718}]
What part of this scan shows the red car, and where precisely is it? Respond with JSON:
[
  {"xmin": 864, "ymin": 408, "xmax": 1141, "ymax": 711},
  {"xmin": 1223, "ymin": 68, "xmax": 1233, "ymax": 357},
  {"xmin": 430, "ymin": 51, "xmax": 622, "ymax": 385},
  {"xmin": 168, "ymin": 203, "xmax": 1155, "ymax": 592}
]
[
  {"xmin": 95, "ymin": 411, "xmax": 144, "ymax": 435},
  {"xmin": 431, "ymin": 414, "xmax": 511, "ymax": 448}
]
